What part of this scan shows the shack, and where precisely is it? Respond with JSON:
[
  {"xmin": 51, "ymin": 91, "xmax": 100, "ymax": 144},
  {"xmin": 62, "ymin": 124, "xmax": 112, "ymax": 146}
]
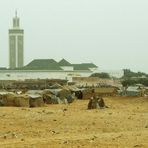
[
  {"xmin": 94, "ymin": 87, "xmax": 118, "ymax": 97},
  {"xmin": 125, "ymin": 86, "xmax": 141, "ymax": 97}
]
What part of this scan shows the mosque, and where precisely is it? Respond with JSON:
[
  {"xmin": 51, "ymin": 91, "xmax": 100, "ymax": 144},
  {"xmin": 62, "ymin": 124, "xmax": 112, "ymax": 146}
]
[
  {"xmin": 0, "ymin": 12, "xmax": 124, "ymax": 81},
  {"xmin": 0, "ymin": 12, "xmax": 98, "ymax": 81}
]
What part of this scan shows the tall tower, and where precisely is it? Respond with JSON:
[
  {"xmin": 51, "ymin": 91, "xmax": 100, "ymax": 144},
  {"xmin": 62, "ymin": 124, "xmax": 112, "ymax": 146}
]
[{"xmin": 9, "ymin": 11, "xmax": 24, "ymax": 69}]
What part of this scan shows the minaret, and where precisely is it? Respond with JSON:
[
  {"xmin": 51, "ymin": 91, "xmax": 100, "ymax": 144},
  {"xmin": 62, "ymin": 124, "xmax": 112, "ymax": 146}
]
[{"xmin": 9, "ymin": 11, "xmax": 24, "ymax": 69}]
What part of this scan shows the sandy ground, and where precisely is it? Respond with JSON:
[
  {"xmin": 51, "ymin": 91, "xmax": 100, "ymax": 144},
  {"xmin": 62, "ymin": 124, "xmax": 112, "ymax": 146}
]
[{"xmin": 0, "ymin": 97, "xmax": 148, "ymax": 148}]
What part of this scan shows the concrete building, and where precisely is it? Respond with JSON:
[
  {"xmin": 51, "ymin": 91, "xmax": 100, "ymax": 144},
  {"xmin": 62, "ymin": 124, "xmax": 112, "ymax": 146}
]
[
  {"xmin": 0, "ymin": 59, "xmax": 98, "ymax": 81},
  {"xmin": 9, "ymin": 11, "xmax": 24, "ymax": 69}
]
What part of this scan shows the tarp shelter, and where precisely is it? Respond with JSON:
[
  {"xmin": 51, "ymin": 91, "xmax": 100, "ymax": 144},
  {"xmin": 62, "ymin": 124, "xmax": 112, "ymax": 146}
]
[
  {"xmin": 29, "ymin": 94, "xmax": 44, "ymax": 107},
  {"xmin": 125, "ymin": 86, "xmax": 141, "ymax": 97},
  {"xmin": 42, "ymin": 88, "xmax": 74, "ymax": 104},
  {"xmin": 0, "ymin": 93, "xmax": 30, "ymax": 107},
  {"xmin": 49, "ymin": 83, "xmax": 64, "ymax": 89}
]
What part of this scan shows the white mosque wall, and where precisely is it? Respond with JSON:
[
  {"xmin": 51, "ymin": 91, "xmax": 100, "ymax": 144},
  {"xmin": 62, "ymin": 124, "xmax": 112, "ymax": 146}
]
[{"xmin": 0, "ymin": 70, "xmax": 92, "ymax": 82}]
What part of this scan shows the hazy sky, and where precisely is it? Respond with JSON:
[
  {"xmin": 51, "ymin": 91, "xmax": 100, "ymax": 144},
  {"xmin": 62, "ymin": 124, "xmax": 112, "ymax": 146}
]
[{"xmin": 0, "ymin": 0, "xmax": 148, "ymax": 72}]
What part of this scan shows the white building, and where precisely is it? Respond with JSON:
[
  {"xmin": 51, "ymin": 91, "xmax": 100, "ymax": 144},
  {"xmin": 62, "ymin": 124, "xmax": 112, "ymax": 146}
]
[{"xmin": 0, "ymin": 59, "xmax": 98, "ymax": 81}]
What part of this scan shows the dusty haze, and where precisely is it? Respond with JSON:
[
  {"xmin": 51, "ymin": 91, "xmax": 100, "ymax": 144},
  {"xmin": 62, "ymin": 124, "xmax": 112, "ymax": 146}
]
[{"xmin": 0, "ymin": 0, "xmax": 148, "ymax": 72}]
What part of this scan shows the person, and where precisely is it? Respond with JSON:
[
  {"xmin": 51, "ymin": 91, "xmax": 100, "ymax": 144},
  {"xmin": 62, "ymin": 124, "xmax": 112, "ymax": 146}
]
[
  {"xmin": 87, "ymin": 95, "xmax": 108, "ymax": 110},
  {"xmin": 87, "ymin": 96, "xmax": 98, "ymax": 109},
  {"xmin": 91, "ymin": 89, "xmax": 95, "ymax": 97},
  {"xmin": 87, "ymin": 97, "xmax": 93, "ymax": 109},
  {"xmin": 97, "ymin": 96, "xmax": 108, "ymax": 109}
]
